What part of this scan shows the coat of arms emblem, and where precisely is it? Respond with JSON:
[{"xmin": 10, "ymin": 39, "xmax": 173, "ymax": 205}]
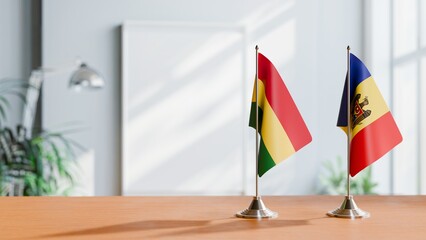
[{"xmin": 351, "ymin": 93, "xmax": 371, "ymax": 129}]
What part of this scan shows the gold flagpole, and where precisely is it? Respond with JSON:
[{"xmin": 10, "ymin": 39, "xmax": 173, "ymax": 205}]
[
  {"xmin": 236, "ymin": 45, "xmax": 277, "ymax": 219},
  {"xmin": 327, "ymin": 46, "xmax": 369, "ymax": 219}
]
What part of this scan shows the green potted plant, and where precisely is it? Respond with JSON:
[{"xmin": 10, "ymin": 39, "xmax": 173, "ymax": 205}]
[{"xmin": 0, "ymin": 79, "xmax": 80, "ymax": 196}]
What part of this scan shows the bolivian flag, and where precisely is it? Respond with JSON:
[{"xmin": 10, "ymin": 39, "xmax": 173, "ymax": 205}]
[
  {"xmin": 249, "ymin": 53, "xmax": 312, "ymax": 177},
  {"xmin": 337, "ymin": 53, "xmax": 402, "ymax": 176}
]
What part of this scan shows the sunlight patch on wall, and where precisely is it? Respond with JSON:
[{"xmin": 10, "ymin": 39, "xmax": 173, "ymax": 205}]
[{"xmin": 122, "ymin": 23, "xmax": 246, "ymax": 195}]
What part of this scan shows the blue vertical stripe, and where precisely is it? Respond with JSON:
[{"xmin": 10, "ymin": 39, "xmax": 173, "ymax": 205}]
[{"xmin": 337, "ymin": 53, "xmax": 372, "ymax": 127}]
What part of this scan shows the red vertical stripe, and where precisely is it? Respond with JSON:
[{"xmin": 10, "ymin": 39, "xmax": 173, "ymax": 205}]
[
  {"xmin": 258, "ymin": 53, "xmax": 312, "ymax": 150},
  {"xmin": 350, "ymin": 112, "xmax": 403, "ymax": 176}
]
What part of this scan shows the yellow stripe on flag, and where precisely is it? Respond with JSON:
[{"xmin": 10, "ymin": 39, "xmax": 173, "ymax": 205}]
[
  {"xmin": 253, "ymin": 79, "xmax": 296, "ymax": 163},
  {"xmin": 351, "ymin": 76, "xmax": 389, "ymax": 138}
]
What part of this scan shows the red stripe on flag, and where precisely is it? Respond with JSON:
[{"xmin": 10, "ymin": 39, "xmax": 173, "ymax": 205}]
[
  {"xmin": 258, "ymin": 53, "xmax": 312, "ymax": 150},
  {"xmin": 350, "ymin": 112, "xmax": 403, "ymax": 176}
]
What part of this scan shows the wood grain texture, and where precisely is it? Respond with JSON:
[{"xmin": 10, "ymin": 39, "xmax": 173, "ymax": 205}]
[{"xmin": 0, "ymin": 196, "xmax": 425, "ymax": 239}]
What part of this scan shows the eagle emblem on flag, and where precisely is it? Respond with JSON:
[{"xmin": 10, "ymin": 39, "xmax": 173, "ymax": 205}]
[{"xmin": 351, "ymin": 93, "xmax": 371, "ymax": 128}]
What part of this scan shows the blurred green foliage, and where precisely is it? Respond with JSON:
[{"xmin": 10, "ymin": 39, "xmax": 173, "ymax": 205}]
[
  {"xmin": 0, "ymin": 78, "xmax": 81, "ymax": 196},
  {"xmin": 318, "ymin": 156, "xmax": 378, "ymax": 195}
]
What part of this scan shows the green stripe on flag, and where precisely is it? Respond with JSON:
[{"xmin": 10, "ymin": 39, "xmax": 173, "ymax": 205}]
[
  {"xmin": 258, "ymin": 139, "xmax": 276, "ymax": 177},
  {"xmin": 249, "ymin": 102, "xmax": 263, "ymax": 133},
  {"xmin": 249, "ymin": 102, "xmax": 276, "ymax": 176}
]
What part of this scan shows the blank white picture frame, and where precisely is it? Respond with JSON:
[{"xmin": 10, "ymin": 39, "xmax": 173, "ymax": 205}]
[{"xmin": 121, "ymin": 21, "xmax": 248, "ymax": 195}]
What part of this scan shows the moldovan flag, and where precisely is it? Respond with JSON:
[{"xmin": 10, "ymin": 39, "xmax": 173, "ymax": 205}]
[
  {"xmin": 337, "ymin": 53, "xmax": 402, "ymax": 177},
  {"xmin": 249, "ymin": 53, "xmax": 312, "ymax": 177}
]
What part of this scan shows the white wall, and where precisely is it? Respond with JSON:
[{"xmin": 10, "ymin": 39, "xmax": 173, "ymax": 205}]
[
  {"xmin": 42, "ymin": 0, "xmax": 363, "ymax": 195},
  {"xmin": 365, "ymin": 0, "xmax": 426, "ymax": 195},
  {"xmin": 0, "ymin": 0, "xmax": 32, "ymax": 127}
]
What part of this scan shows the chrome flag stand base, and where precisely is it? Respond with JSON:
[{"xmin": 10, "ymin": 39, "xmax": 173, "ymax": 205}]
[
  {"xmin": 236, "ymin": 196, "xmax": 278, "ymax": 219},
  {"xmin": 327, "ymin": 195, "xmax": 370, "ymax": 219},
  {"xmin": 327, "ymin": 47, "xmax": 369, "ymax": 220}
]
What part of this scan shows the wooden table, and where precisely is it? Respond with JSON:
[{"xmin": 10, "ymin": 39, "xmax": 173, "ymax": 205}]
[{"xmin": 1, "ymin": 196, "xmax": 425, "ymax": 239}]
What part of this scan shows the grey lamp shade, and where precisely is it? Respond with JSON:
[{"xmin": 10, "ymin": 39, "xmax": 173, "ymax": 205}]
[{"xmin": 69, "ymin": 63, "xmax": 104, "ymax": 90}]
